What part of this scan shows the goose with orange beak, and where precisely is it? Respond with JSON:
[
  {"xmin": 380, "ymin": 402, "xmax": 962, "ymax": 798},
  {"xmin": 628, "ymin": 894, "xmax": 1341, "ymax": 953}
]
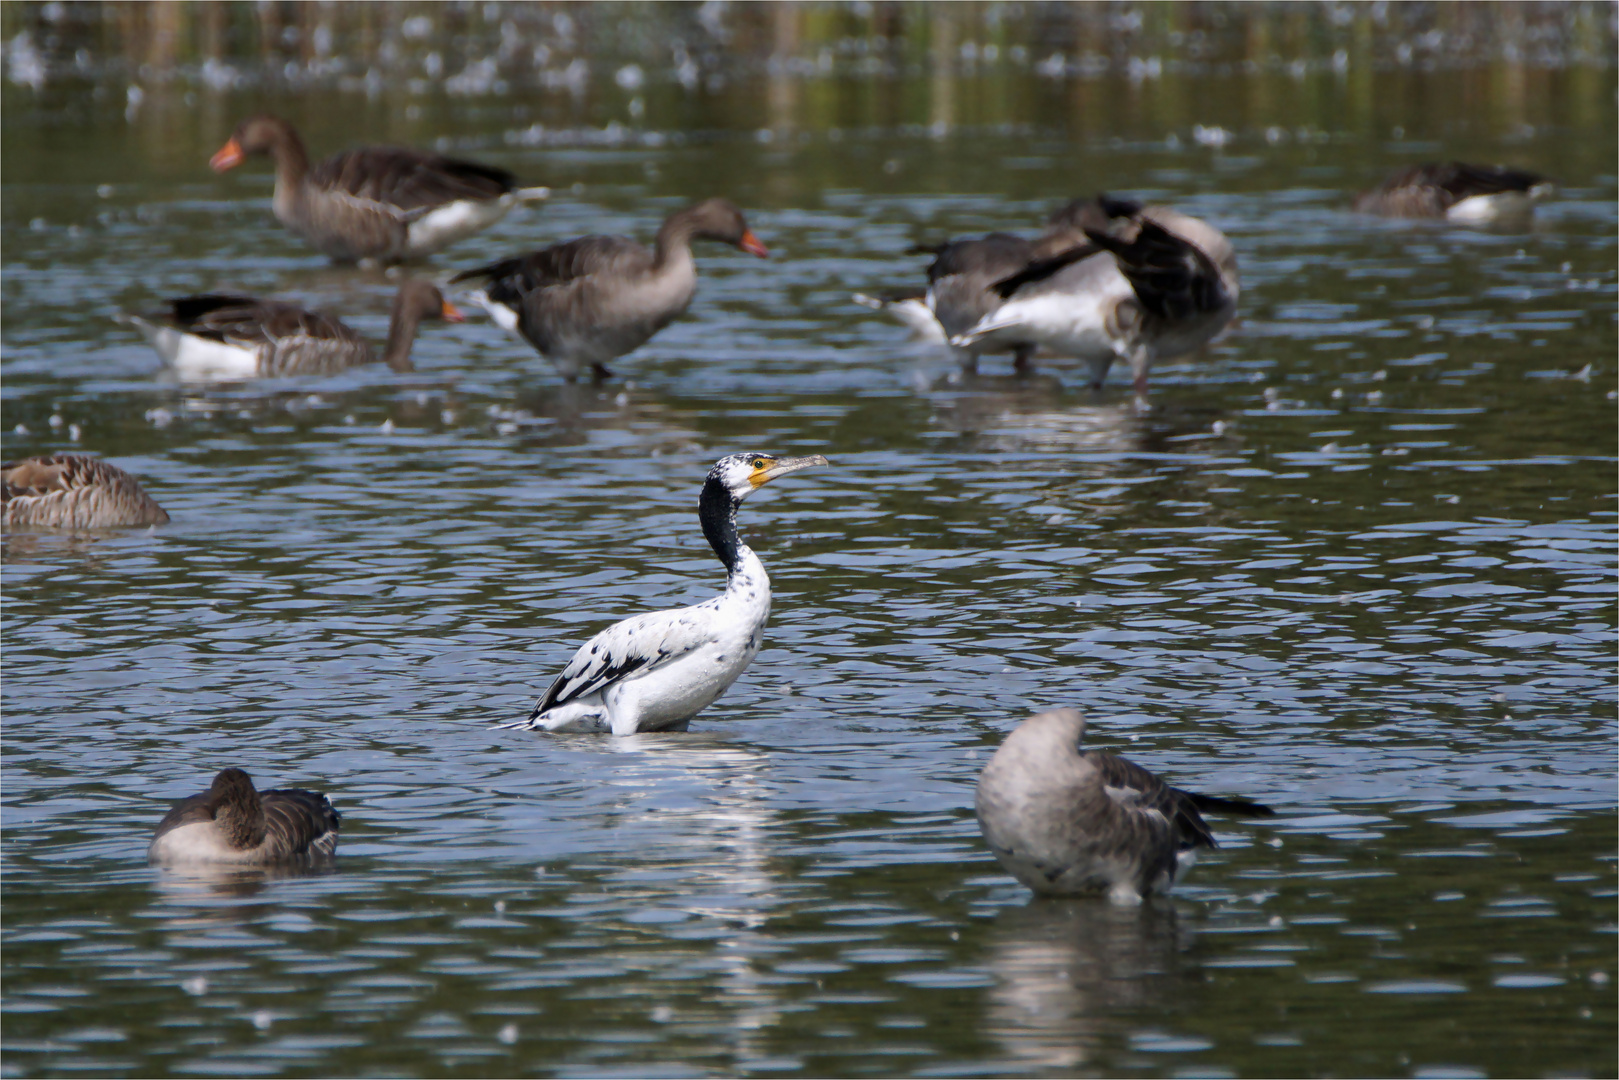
[
  {"xmin": 209, "ymin": 114, "xmax": 548, "ymax": 263},
  {"xmin": 453, "ymin": 199, "xmax": 769, "ymax": 382}
]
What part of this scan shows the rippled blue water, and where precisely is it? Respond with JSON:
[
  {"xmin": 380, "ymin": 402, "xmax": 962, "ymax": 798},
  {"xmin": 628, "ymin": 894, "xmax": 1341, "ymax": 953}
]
[{"xmin": 3, "ymin": 20, "xmax": 1617, "ymax": 1077}]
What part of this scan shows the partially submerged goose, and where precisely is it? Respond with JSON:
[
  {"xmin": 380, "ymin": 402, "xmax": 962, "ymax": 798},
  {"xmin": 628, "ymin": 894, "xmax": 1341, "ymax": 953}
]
[
  {"xmin": 453, "ymin": 198, "xmax": 770, "ymax": 381},
  {"xmin": 1354, "ymin": 162, "xmax": 1552, "ymax": 222},
  {"xmin": 954, "ymin": 199, "xmax": 1239, "ymax": 396},
  {"xmin": 149, "ymin": 767, "xmax": 341, "ymax": 865},
  {"xmin": 210, "ymin": 113, "xmax": 549, "ymax": 262},
  {"xmin": 500, "ymin": 453, "xmax": 828, "ymax": 735},
  {"xmin": 975, "ymin": 709, "xmax": 1273, "ymax": 903},
  {"xmin": 3, "ymin": 454, "xmax": 169, "ymax": 529},
  {"xmin": 122, "ymin": 279, "xmax": 463, "ymax": 380}
]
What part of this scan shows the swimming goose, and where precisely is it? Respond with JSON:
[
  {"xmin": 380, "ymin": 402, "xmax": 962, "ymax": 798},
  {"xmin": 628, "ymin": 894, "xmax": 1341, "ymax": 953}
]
[
  {"xmin": 501, "ymin": 453, "xmax": 828, "ymax": 735},
  {"xmin": 121, "ymin": 279, "xmax": 463, "ymax": 380},
  {"xmin": 452, "ymin": 198, "xmax": 770, "ymax": 382},
  {"xmin": 1353, "ymin": 162, "xmax": 1552, "ymax": 222},
  {"xmin": 210, "ymin": 113, "xmax": 549, "ymax": 262},
  {"xmin": 954, "ymin": 201, "xmax": 1239, "ymax": 396},
  {"xmin": 3, "ymin": 453, "xmax": 169, "ymax": 529},
  {"xmin": 975, "ymin": 709, "xmax": 1273, "ymax": 904},
  {"xmin": 148, "ymin": 767, "xmax": 341, "ymax": 865}
]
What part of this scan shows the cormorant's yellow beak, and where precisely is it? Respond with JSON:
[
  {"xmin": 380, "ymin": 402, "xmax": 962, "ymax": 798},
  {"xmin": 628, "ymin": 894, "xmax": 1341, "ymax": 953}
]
[{"xmin": 748, "ymin": 454, "xmax": 830, "ymax": 488}]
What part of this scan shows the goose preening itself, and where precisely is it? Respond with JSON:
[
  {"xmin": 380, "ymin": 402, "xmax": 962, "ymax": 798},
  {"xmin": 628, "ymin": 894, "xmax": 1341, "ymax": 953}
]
[
  {"xmin": 501, "ymin": 453, "xmax": 828, "ymax": 735},
  {"xmin": 853, "ymin": 196, "xmax": 1155, "ymax": 372},
  {"xmin": 452, "ymin": 198, "xmax": 770, "ymax": 382},
  {"xmin": 148, "ymin": 768, "xmax": 340, "ymax": 865},
  {"xmin": 3, "ymin": 454, "xmax": 169, "ymax": 529},
  {"xmin": 975, "ymin": 709, "xmax": 1273, "ymax": 904},
  {"xmin": 1354, "ymin": 162, "xmax": 1552, "ymax": 222},
  {"xmin": 210, "ymin": 114, "xmax": 549, "ymax": 262},
  {"xmin": 121, "ymin": 279, "xmax": 463, "ymax": 380},
  {"xmin": 953, "ymin": 199, "xmax": 1239, "ymax": 397}
]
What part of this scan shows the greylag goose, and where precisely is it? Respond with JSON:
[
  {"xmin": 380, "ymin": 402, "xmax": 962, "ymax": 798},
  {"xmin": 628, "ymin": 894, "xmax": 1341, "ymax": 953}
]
[
  {"xmin": 954, "ymin": 199, "xmax": 1239, "ymax": 396},
  {"xmin": 452, "ymin": 198, "xmax": 770, "ymax": 382},
  {"xmin": 498, "ymin": 453, "xmax": 828, "ymax": 734},
  {"xmin": 121, "ymin": 279, "xmax": 463, "ymax": 380},
  {"xmin": 975, "ymin": 709, "xmax": 1273, "ymax": 903},
  {"xmin": 210, "ymin": 114, "xmax": 549, "ymax": 262},
  {"xmin": 149, "ymin": 768, "xmax": 340, "ymax": 864},
  {"xmin": 1354, "ymin": 162, "xmax": 1552, "ymax": 222},
  {"xmin": 855, "ymin": 196, "xmax": 1138, "ymax": 369},
  {"xmin": 3, "ymin": 454, "xmax": 169, "ymax": 529}
]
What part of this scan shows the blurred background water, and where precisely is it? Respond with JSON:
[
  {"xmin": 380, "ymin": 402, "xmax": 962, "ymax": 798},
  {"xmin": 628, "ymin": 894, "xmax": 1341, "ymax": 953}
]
[{"xmin": 2, "ymin": 3, "xmax": 1616, "ymax": 1077}]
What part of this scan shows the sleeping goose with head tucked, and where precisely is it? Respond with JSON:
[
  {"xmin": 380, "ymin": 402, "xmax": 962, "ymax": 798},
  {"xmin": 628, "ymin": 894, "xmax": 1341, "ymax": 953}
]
[
  {"xmin": 453, "ymin": 198, "xmax": 770, "ymax": 382},
  {"xmin": 976, "ymin": 709, "xmax": 1273, "ymax": 904},
  {"xmin": 1354, "ymin": 162, "xmax": 1552, "ymax": 223},
  {"xmin": 149, "ymin": 768, "xmax": 341, "ymax": 865},
  {"xmin": 3, "ymin": 454, "xmax": 169, "ymax": 530}
]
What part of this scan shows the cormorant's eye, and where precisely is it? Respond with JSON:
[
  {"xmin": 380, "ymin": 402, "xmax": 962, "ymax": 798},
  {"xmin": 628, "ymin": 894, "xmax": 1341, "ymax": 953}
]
[{"xmin": 752, "ymin": 458, "xmax": 767, "ymax": 470}]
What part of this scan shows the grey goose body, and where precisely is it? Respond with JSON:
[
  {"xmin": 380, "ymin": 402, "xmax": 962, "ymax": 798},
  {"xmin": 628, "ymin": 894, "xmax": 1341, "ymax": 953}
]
[
  {"xmin": 1354, "ymin": 162, "xmax": 1552, "ymax": 222},
  {"xmin": 149, "ymin": 768, "xmax": 340, "ymax": 865},
  {"xmin": 122, "ymin": 279, "xmax": 463, "ymax": 380},
  {"xmin": 975, "ymin": 709, "xmax": 1272, "ymax": 903},
  {"xmin": 956, "ymin": 198, "xmax": 1239, "ymax": 396},
  {"xmin": 454, "ymin": 198, "xmax": 770, "ymax": 382},
  {"xmin": 878, "ymin": 198, "xmax": 1130, "ymax": 369},
  {"xmin": 3, "ymin": 454, "xmax": 169, "ymax": 530},
  {"xmin": 210, "ymin": 114, "xmax": 549, "ymax": 262}
]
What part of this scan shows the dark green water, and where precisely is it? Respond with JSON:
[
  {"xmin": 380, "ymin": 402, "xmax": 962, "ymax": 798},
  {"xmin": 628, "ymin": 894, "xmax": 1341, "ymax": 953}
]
[{"xmin": 3, "ymin": 4, "xmax": 1616, "ymax": 1077}]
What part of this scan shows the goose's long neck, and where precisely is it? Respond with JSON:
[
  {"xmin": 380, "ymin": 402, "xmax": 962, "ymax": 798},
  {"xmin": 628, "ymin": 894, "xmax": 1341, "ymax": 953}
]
[
  {"xmin": 699, "ymin": 477, "xmax": 744, "ymax": 574},
  {"xmin": 379, "ymin": 295, "xmax": 422, "ymax": 373},
  {"xmin": 268, "ymin": 125, "xmax": 312, "ymax": 217},
  {"xmin": 652, "ymin": 213, "xmax": 697, "ymax": 272}
]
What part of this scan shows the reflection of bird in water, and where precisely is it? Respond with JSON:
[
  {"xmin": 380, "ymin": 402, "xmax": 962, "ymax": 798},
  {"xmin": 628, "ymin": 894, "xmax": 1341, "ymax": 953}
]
[
  {"xmin": 956, "ymin": 201, "xmax": 1239, "ymax": 398},
  {"xmin": 928, "ymin": 379, "xmax": 1152, "ymax": 455},
  {"xmin": 502, "ymin": 453, "xmax": 828, "ymax": 735},
  {"xmin": 584, "ymin": 734, "xmax": 788, "ymax": 1063},
  {"xmin": 3, "ymin": 453, "xmax": 169, "ymax": 529},
  {"xmin": 454, "ymin": 199, "xmax": 769, "ymax": 382},
  {"xmin": 976, "ymin": 710, "xmax": 1272, "ymax": 903},
  {"xmin": 1353, "ymin": 162, "xmax": 1552, "ymax": 223},
  {"xmin": 120, "ymin": 280, "xmax": 463, "ymax": 380},
  {"xmin": 986, "ymin": 899, "xmax": 1187, "ymax": 1072},
  {"xmin": 149, "ymin": 768, "xmax": 340, "ymax": 865},
  {"xmin": 209, "ymin": 113, "xmax": 549, "ymax": 263}
]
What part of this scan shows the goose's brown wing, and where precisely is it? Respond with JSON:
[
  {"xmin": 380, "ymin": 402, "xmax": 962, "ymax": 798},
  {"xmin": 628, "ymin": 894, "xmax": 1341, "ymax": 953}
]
[
  {"xmin": 1390, "ymin": 162, "xmax": 1545, "ymax": 201},
  {"xmin": 260, "ymin": 788, "xmax": 341, "ymax": 857},
  {"xmin": 3, "ymin": 454, "xmax": 128, "ymax": 499},
  {"xmin": 452, "ymin": 236, "xmax": 653, "ymax": 295},
  {"xmin": 161, "ymin": 295, "xmax": 361, "ymax": 348},
  {"xmin": 1088, "ymin": 751, "xmax": 1220, "ymax": 851},
  {"xmin": 310, "ymin": 147, "xmax": 516, "ymax": 213}
]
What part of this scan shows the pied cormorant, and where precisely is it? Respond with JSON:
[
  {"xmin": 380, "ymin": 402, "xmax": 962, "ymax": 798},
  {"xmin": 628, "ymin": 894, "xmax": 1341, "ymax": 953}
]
[{"xmin": 503, "ymin": 453, "xmax": 829, "ymax": 735}]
